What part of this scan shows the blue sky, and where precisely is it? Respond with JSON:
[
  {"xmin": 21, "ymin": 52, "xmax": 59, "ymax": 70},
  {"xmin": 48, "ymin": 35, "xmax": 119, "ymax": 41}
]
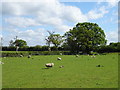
[{"xmin": 1, "ymin": 0, "xmax": 118, "ymax": 46}]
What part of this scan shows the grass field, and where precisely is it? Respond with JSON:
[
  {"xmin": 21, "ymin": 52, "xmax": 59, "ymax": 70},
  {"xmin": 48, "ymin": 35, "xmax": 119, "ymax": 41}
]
[{"xmin": 1, "ymin": 53, "xmax": 118, "ymax": 88}]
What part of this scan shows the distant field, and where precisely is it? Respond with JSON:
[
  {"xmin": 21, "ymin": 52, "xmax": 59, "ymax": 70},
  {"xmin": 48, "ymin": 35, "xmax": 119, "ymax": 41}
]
[{"xmin": 1, "ymin": 53, "xmax": 118, "ymax": 88}]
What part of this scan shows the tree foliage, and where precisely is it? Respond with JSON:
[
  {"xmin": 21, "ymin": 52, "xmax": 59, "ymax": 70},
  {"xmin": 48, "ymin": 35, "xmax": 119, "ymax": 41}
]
[
  {"xmin": 50, "ymin": 34, "xmax": 63, "ymax": 49},
  {"xmin": 45, "ymin": 31, "xmax": 63, "ymax": 50},
  {"xmin": 9, "ymin": 40, "xmax": 14, "ymax": 47},
  {"xmin": 64, "ymin": 22, "xmax": 107, "ymax": 54},
  {"xmin": 13, "ymin": 39, "xmax": 27, "ymax": 47},
  {"xmin": 97, "ymin": 42, "xmax": 120, "ymax": 53},
  {"xmin": 45, "ymin": 31, "xmax": 54, "ymax": 47}
]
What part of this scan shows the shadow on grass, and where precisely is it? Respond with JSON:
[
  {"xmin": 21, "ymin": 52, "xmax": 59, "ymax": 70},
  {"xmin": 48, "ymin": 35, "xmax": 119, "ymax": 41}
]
[{"xmin": 41, "ymin": 67, "xmax": 50, "ymax": 69}]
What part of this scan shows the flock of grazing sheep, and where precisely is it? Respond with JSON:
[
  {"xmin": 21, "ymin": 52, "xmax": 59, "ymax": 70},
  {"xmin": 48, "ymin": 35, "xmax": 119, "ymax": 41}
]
[
  {"xmin": 45, "ymin": 57, "xmax": 62, "ymax": 68},
  {"xmin": 45, "ymin": 54, "xmax": 97, "ymax": 68},
  {"xmin": 0, "ymin": 54, "xmax": 98, "ymax": 68}
]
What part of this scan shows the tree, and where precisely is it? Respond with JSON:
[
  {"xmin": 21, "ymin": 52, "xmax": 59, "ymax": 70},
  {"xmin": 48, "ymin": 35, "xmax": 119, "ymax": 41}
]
[
  {"xmin": 45, "ymin": 31, "xmax": 55, "ymax": 51},
  {"xmin": 34, "ymin": 45, "xmax": 42, "ymax": 51},
  {"xmin": 109, "ymin": 42, "xmax": 120, "ymax": 52},
  {"xmin": 45, "ymin": 31, "xmax": 63, "ymax": 51},
  {"xmin": 13, "ymin": 39, "xmax": 27, "ymax": 47},
  {"xmin": 10, "ymin": 36, "xmax": 27, "ymax": 51},
  {"xmin": 50, "ymin": 34, "xmax": 63, "ymax": 50},
  {"xmin": 64, "ymin": 22, "xmax": 107, "ymax": 54},
  {"xmin": 9, "ymin": 40, "xmax": 14, "ymax": 47}
]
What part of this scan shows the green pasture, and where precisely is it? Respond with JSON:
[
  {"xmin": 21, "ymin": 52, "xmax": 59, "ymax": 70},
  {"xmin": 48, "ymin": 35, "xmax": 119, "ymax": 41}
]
[{"xmin": 1, "ymin": 53, "xmax": 118, "ymax": 88}]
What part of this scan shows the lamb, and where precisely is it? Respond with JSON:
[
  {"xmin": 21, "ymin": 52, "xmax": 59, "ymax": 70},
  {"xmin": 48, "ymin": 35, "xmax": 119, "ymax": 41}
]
[
  {"xmin": 57, "ymin": 57, "xmax": 61, "ymax": 60},
  {"xmin": 45, "ymin": 63, "xmax": 54, "ymax": 68},
  {"xmin": 0, "ymin": 61, "xmax": 4, "ymax": 64}
]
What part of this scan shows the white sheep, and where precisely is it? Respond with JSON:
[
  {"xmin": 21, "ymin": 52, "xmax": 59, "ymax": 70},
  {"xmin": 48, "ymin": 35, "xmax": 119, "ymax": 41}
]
[
  {"xmin": 28, "ymin": 55, "xmax": 31, "ymax": 58},
  {"xmin": 60, "ymin": 53, "xmax": 62, "ymax": 55},
  {"xmin": 91, "ymin": 55, "xmax": 96, "ymax": 58},
  {"xmin": 59, "ymin": 65, "xmax": 64, "ymax": 68},
  {"xmin": 45, "ymin": 63, "xmax": 54, "ymax": 68},
  {"xmin": 20, "ymin": 55, "xmax": 23, "ymax": 57},
  {"xmin": 76, "ymin": 55, "xmax": 79, "ymax": 57},
  {"xmin": 0, "ymin": 61, "xmax": 4, "ymax": 64},
  {"xmin": 57, "ymin": 57, "xmax": 61, "ymax": 60}
]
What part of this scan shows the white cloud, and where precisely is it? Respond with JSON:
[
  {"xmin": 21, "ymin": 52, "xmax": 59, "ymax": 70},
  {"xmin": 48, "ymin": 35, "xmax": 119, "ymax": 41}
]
[
  {"xmin": 18, "ymin": 29, "xmax": 46, "ymax": 45},
  {"xmin": 105, "ymin": 30, "xmax": 118, "ymax": 44},
  {"xmin": 106, "ymin": 0, "xmax": 118, "ymax": 7},
  {"xmin": 2, "ymin": 0, "xmax": 59, "ymax": 16},
  {"xmin": 2, "ymin": 27, "xmax": 47, "ymax": 46},
  {"xmin": 60, "ymin": 5, "xmax": 88, "ymax": 23},
  {"xmin": 5, "ymin": 17, "xmax": 41, "ymax": 28},
  {"xmin": 36, "ymin": 16, "xmax": 63, "ymax": 26},
  {"xmin": 97, "ymin": 0, "xmax": 118, "ymax": 7},
  {"xmin": 54, "ymin": 24, "xmax": 72, "ymax": 33},
  {"xmin": 2, "ymin": 0, "xmax": 88, "ymax": 34},
  {"xmin": 2, "ymin": 0, "xmax": 87, "ymax": 22},
  {"xmin": 87, "ymin": 6, "xmax": 109, "ymax": 20}
]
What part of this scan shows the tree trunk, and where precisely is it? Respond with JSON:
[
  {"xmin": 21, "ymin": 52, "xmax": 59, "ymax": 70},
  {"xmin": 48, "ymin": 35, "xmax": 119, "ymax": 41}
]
[{"xmin": 16, "ymin": 46, "xmax": 19, "ymax": 51}]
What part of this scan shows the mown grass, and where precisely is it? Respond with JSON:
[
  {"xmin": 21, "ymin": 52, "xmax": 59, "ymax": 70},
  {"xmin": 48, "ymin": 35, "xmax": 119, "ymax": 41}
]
[{"xmin": 1, "ymin": 53, "xmax": 118, "ymax": 88}]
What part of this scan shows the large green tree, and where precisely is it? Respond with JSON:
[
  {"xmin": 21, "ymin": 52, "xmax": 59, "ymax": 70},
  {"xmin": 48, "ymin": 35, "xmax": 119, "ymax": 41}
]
[{"xmin": 64, "ymin": 22, "xmax": 107, "ymax": 54}]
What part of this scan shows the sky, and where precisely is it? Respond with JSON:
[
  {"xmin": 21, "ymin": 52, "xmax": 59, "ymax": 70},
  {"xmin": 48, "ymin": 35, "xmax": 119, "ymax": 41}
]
[{"xmin": 0, "ymin": 0, "xmax": 119, "ymax": 46}]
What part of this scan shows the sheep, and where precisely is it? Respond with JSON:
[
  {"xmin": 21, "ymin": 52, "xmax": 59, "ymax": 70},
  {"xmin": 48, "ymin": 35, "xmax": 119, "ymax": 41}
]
[
  {"xmin": 91, "ymin": 55, "xmax": 96, "ymax": 58},
  {"xmin": 20, "ymin": 55, "xmax": 23, "ymax": 57},
  {"xmin": 45, "ymin": 63, "xmax": 54, "ymax": 68},
  {"xmin": 60, "ymin": 53, "xmax": 62, "ymax": 55},
  {"xmin": 76, "ymin": 55, "xmax": 79, "ymax": 57},
  {"xmin": 57, "ymin": 57, "xmax": 61, "ymax": 60},
  {"xmin": 28, "ymin": 55, "xmax": 31, "ymax": 58},
  {"xmin": 96, "ymin": 65, "xmax": 104, "ymax": 67},
  {"xmin": 59, "ymin": 65, "xmax": 64, "ymax": 68},
  {"xmin": 0, "ymin": 61, "xmax": 4, "ymax": 64}
]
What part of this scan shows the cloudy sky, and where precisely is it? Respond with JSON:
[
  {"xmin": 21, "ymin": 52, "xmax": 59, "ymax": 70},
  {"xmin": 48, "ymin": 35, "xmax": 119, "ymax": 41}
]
[{"xmin": 1, "ymin": 0, "xmax": 119, "ymax": 46}]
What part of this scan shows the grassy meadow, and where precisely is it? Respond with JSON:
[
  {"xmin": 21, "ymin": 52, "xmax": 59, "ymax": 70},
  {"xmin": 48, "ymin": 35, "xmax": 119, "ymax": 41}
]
[{"xmin": 1, "ymin": 53, "xmax": 118, "ymax": 88}]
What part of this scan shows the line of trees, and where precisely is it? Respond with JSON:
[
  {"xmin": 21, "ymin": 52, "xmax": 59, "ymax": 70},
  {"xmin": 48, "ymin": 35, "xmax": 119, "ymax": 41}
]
[
  {"xmin": 2, "ymin": 22, "xmax": 119, "ymax": 54},
  {"xmin": 2, "ymin": 42, "xmax": 120, "ymax": 53}
]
